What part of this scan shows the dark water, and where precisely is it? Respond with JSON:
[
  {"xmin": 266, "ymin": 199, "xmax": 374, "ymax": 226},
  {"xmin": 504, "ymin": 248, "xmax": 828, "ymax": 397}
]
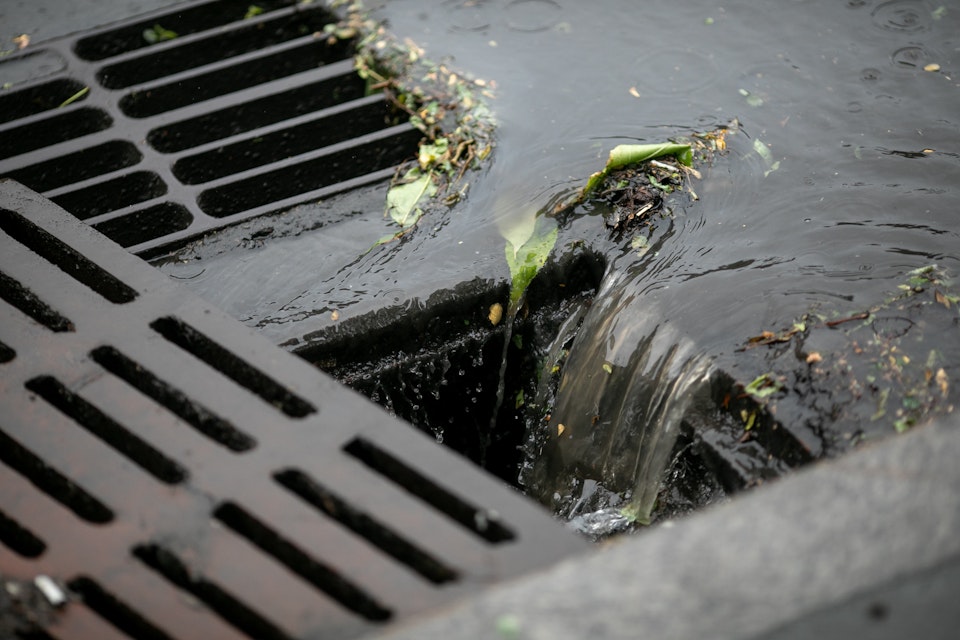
[
  {"xmin": 160, "ymin": 0, "xmax": 960, "ymax": 525},
  {"xmin": 368, "ymin": 0, "xmax": 960, "ymax": 524}
]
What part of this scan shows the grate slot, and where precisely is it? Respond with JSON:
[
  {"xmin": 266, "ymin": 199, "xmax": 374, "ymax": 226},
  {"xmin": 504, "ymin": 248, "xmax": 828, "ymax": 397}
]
[
  {"xmin": 0, "ymin": 209, "xmax": 137, "ymax": 304},
  {"xmin": 0, "ymin": 107, "xmax": 112, "ymax": 161},
  {"xmin": 150, "ymin": 316, "xmax": 316, "ymax": 418},
  {"xmin": 119, "ymin": 39, "xmax": 351, "ymax": 119},
  {"xmin": 133, "ymin": 543, "xmax": 294, "ymax": 640},
  {"xmin": 213, "ymin": 502, "xmax": 392, "ymax": 622},
  {"xmin": 50, "ymin": 171, "xmax": 167, "ymax": 219},
  {"xmin": 147, "ymin": 70, "xmax": 365, "ymax": 153},
  {"xmin": 25, "ymin": 376, "xmax": 188, "ymax": 485},
  {"xmin": 91, "ymin": 202, "xmax": 193, "ymax": 248},
  {"xmin": 68, "ymin": 577, "xmax": 173, "ymax": 640},
  {"xmin": 0, "ymin": 340, "xmax": 14, "ymax": 363},
  {"xmin": 5, "ymin": 140, "xmax": 142, "ymax": 193},
  {"xmin": 97, "ymin": 8, "xmax": 337, "ymax": 90},
  {"xmin": 0, "ymin": 78, "xmax": 90, "ymax": 125},
  {"xmin": 174, "ymin": 98, "xmax": 396, "ymax": 185},
  {"xmin": 0, "ymin": 507, "xmax": 47, "ymax": 558},
  {"xmin": 75, "ymin": 0, "xmax": 299, "ymax": 61},
  {"xmin": 344, "ymin": 438, "xmax": 516, "ymax": 544},
  {"xmin": 0, "ymin": 426, "xmax": 114, "ymax": 524},
  {"xmin": 0, "ymin": 271, "xmax": 74, "ymax": 332},
  {"xmin": 274, "ymin": 469, "xmax": 458, "ymax": 585},
  {"xmin": 90, "ymin": 346, "xmax": 256, "ymax": 453},
  {"xmin": 197, "ymin": 126, "xmax": 421, "ymax": 217}
]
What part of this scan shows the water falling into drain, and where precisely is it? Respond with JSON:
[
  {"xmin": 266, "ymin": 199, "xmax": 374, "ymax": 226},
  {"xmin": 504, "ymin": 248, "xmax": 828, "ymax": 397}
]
[{"xmin": 521, "ymin": 267, "xmax": 714, "ymax": 533}]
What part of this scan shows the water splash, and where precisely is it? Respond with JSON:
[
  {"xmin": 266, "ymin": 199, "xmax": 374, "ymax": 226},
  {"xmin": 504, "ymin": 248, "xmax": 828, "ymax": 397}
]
[{"xmin": 522, "ymin": 267, "xmax": 713, "ymax": 528}]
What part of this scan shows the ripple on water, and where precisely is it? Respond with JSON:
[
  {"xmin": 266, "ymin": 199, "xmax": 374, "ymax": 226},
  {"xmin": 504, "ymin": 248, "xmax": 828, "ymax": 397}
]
[
  {"xmin": 443, "ymin": 0, "xmax": 492, "ymax": 32},
  {"xmin": 890, "ymin": 45, "xmax": 935, "ymax": 71},
  {"xmin": 871, "ymin": 0, "xmax": 934, "ymax": 33},
  {"xmin": 634, "ymin": 48, "xmax": 719, "ymax": 96},
  {"xmin": 505, "ymin": 0, "xmax": 562, "ymax": 32}
]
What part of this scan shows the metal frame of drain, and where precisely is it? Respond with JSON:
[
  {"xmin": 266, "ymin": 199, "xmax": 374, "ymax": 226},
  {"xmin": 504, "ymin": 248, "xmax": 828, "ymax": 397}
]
[
  {"xmin": 0, "ymin": 179, "xmax": 587, "ymax": 639},
  {"xmin": 0, "ymin": 0, "xmax": 420, "ymax": 257}
]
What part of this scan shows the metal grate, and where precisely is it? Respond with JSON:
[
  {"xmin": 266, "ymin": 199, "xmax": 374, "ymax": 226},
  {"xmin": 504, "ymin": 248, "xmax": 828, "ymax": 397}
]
[
  {"xmin": 0, "ymin": 180, "xmax": 587, "ymax": 639},
  {"xmin": 0, "ymin": 0, "xmax": 420, "ymax": 257}
]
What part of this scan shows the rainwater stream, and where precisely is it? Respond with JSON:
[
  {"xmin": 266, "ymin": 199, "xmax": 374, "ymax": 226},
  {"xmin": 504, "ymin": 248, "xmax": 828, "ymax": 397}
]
[{"xmin": 159, "ymin": 0, "xmax": 960, "ymax": 532}]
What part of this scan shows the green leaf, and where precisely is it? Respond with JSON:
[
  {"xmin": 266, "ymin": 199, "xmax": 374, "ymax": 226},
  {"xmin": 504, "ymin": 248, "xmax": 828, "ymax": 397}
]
[
  {"xmin": 505, "ymin": 221, "xmax": 558, "ymax": 310},
  {"xmin": 58, "ymin": 86, "xmax": 89, "ymax": 108},
  {"xmin": 244, "ymin": 5, "xmax": 264, "ymax": 19},
  {"xmin": 744, "ymin": 373, "xmax": 783, "ymax": 400},
  {"xmin": 386, "ymin": 170, "xmax": 436, "ymax": 227},
  {"xmin": 607, "ymin": 142, "xmax": 693, "ymax": 169},
  {"xmin": 578, "ymin": 142, "xmax": 693, "ymax": 202},
  {"xmin": 418, "ymin": 137, "xmax": 449, "ymax": 169},
  {"xmin": 143, "ymin": 24, "xmax": 178, "ymax": 44}
]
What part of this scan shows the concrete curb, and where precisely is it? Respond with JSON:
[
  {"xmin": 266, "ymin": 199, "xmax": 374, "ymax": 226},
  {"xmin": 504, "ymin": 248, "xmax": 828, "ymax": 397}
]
[{"xmin": 368, "ymin": 412, "xmax": 960, "ymax": 639}]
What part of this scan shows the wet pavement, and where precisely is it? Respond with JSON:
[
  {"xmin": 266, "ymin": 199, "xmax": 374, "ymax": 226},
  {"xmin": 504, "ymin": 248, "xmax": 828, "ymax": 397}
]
[{"xmin": 3, "ymin": 0, "xmax": 960, "ymax": 637}]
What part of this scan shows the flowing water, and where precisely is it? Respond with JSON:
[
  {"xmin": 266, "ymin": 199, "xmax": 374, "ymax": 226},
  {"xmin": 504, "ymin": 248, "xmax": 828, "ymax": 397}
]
[{"xmin": 159, "ymin": 0, "xmax": 960, "ymax": 528}]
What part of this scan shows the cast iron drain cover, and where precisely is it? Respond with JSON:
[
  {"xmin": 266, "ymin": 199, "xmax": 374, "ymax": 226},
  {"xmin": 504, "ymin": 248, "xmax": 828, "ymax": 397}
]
[
  {"xmin": 0, "ymin": 180, "xmax": 587, "ymax": 639},
  {"xmin": 0, "ymin": 0, "xmax": 420, "ymax": 257}
]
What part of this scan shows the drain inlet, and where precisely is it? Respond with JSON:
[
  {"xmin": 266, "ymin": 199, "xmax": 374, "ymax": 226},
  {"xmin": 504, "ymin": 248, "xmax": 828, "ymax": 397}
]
[
  {"xmin": 90, "ymin": 345, "xmax": 257, "ymax": 452},
  {"xmin": 0, "ymin": 271, "xmax": 75, "ymax": 333},
  {"xmin": 25, "ymin": 375, "xmax": 188, "ymax": 485},
  {"xmin": 5, "ymin": 140, "xmax": 143, "ymax": 193},
  {"xmin": 344, "ymin": 438, "xmax": 515, "ymax": 544},
  {"xmin": 0, "ymin": 209, "xmax": 138, "ymax": 303},
  {"xmin": 0, "ymin": 427, "xmax": 114, "ymax": 524},
  {"xmin": 133, "ymin": 543, "xmax": 294, "ymax": 640},
  {"xmin": 0, "ymin": 508, "xmax": 47, "ymax": 558},
  {"xmin": 274, "ymin": 469, "xmax": 459, "ymax": 585},
  {"xmin": 67, "ymin": 576, "xmax": 173, "ymax": 640},
  {"xmin": 213, "ymin": 502, "xmax": 393, "ymax": 622},
  {"xmin": 150, "ymin": 316, "xmax": 315, "ymax": 418}
]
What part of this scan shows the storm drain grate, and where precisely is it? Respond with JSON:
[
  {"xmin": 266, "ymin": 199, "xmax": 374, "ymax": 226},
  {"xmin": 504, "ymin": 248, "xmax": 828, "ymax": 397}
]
[
  {"xmin": 0, "ymin": 180, "xmax": 588, "ymax": 639},
  {"xmin": 0, "ymin": 0, "xmax": 421, "ymax": 257}
]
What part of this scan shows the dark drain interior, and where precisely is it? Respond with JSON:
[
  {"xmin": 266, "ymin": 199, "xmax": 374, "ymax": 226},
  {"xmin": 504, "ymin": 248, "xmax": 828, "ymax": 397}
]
[{"xmin": 0, "ymin": 0, "xmax": 419, "ymax": 256}]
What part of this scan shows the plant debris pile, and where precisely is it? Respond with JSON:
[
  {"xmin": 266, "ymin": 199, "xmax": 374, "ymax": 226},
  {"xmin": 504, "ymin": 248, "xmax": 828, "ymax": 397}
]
[
  {"xmin": 735, "ymin": 265, "xmax": 957, "ymax": 458},
  {"xmin": 324, "ymin": 1, "xmax": 497, "ymax": 241}
]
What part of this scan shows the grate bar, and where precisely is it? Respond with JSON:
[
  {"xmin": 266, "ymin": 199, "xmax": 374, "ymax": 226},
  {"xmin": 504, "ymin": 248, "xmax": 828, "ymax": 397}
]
[{"xmin": 0, "ymin": 0, "xmax": 414, "ymax": 255}]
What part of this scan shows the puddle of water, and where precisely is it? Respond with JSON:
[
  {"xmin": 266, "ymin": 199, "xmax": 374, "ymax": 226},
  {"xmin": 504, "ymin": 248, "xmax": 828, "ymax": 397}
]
[{"xmin": 158, "ymin": 0, "xmax": 960, "ymax": 525}]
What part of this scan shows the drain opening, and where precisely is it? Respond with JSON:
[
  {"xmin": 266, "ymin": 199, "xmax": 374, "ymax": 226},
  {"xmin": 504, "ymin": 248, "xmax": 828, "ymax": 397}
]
[
  {"xmin": 147, "ymin": 73, "xmax": 366, "ymax": 153},
  {"xmin": 49, "ymin": 171, "xmax": 167, "ymax": 220},
  {"xmin": 97, "ymin": 9, "xmax": 337, "ymax": 90},
  {"xmin": 197, "ymin": 127, "xmax": 421, "ymax": 217},
  {"xmin": 343, "ymin": 438, "xmax": 515, "ymax": 544},
  {"xmin": 67, "ymin": 576, "xmax": 172, "ymax": 640},
  {"xmin": 0, "ymin": 107, "xmax": 112, "ymax": 161},
  {"xmin": 5, "ymin": 140, "xmax": 142, "ymax": 193},
  {"xmin": 172, "ymin": 97, "xmax": 396, "ymax": 185},
  {"xmin": 90, "ymin": 346, "xmax": 256, "ymax": 452},
  {"xmin": 0, "ymin": 78, "xmax": 89, "ymax": 124},
  {"xmin": 74, "ymin": 0, "xmax": 300, "ymax": 61},
  {"xmin": 0, "ymin": 209, "xmax": 138, "ymax": 304},
  {"xmin": 91, "ymin": 202, "xmax": 193, "ymax": 248},
  {"xmin": 0, "ymin": 508, "xmax": 47, "ymax": 558},
  {"xmin": 0, "ymin": 427, "xmax": 114, "ymax": 524},
  {"xmin": 0, "ymin": 340, "xmax": 15, "ymax": 363},
  {"xmin": 0, "ymin": 271, "xmax": 74, "ymax": 332},
  {"xmin": 25, "ymin": 376, "xmax": 188, "ymax": 485},
  {"xmin": 213, "ymin": 502, "xmax": 393, "ymax": 622},
  {"xmin": 274, "ymin": 469, "xmax": 458, "ymax": 585},
  {"xmin": 133, "ymin": 543, "xmax": 293, "ymax": 640},
  {"xmin": 119, "ymin": 38, "xmax": 350, "ymax": 119},
  {"xmin": 150, "ymin": 316, "xmax": 315, "ymax": 418}
]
